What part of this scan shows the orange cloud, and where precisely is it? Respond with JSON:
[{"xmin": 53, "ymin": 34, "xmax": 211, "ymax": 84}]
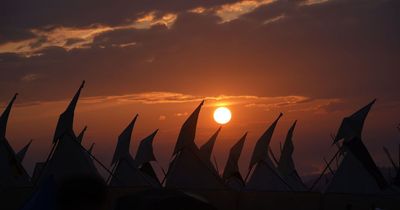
[
  {"xmin": 301, "ymin": 0, "xmax": 330, "ymax": 6},
  {"xmin": 215, "ymin": 0, "xmax": 276, "ymax": 22},
  {"xmin": 5, "ymin": 91, "xmax": 340, "ymax": 116}
]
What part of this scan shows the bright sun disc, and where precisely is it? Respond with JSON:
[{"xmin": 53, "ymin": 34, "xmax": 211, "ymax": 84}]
[{"xmin": 213, "ymin": 107, "xmax": 232, "ymax": 125}]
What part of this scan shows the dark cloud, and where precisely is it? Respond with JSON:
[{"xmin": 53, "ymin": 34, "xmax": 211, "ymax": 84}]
[{"xmin": 0, "ymin": 0, "xmax": 237, "ymax": 42}]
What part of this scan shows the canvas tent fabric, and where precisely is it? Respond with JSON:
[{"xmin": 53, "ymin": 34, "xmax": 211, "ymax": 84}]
[
  {"xmin": 165, "ymin": 146, "xmax": 227, "ymax": 189},
  {"xmin": 342, "ymin": 137, "xmax": 387, "ymax": 189},
  {"xmin": 135, "ymin": 129, "xmax": 158, "ymax": 166},
  {"xmin": 53, "ymin": 81, "xmax": 85, "ymax": 143},
  {"xmin": 325, "ymin": 100, "xmax": 388, "ymax": 193},
  {"xmin": 0, "ymin": 93, "xmax": 17, "ymax": 138},
  {"xmin": 110, "ymin": 155, "xmax": 159, "ymax": 187},
  {"xmin": 17, "ymin": 139, "xmax": 33, "ymax": 162},
  {"xmin": 222, "ymin": 133, "xmax": 247, "ymax": 190},
  {"xmin": 249, "ymin": 113, "xmax": 283, "ymax": 169},
  {"xmin": 334, "ymin": 99, "xmax": 376, "ymax": 143},
  {"xmin": 21, "ymin": 176, "xmax": 57, "ymax": 210},
  {"xmin": 110, "ymin": 116, "xmax": 159, "ymax": 188},
  {"xmin": 88, "ymin": 143, "xmax": 95, "ymax": 154},
  {"xmin": 40, "ymin": 131, "xmax": 101, "ymax": 183},
  {"xmin": 199, "ymin": 127, "xmax": 221, "ymax": 162},
  {"xmin": 135, "ymin": 129, "xmax": 160, "ymax": 184},
  {"xmin": 111, "ymin": 115, "xmax": 138, "ymax": 165},
  {"xmin": 325, "ymin": 145, "xmax": 382, "ymax": 194},
  {"xmin": 277, "ymin": 121, "xmax": 307, "ymax": 191},
  {"xmin": 165, "ymin": 101, "xmax": 227, "ymax": 190},
  {"xmin": 246, "ymin": 113, "xmax": 291, "ymax": 191},
  {"xmin": 38, "ymin": 82, "xmax": 101, "ymax": 183},
  {"xmin": 173, "ymin": 101, "xmax": 203, "ymax": 155},
  {"xmin": 246, "ymin": 158, "xmax": 291, "ymax": 191},
  {"xmin": 31, "ymin": 162, "xmax": 45, "ymax": 183},
  {"xmin": 139, "ymin": 162, "xmax": 160, "ymax": 185},
  {"xmin": 0, "ymin": 94, "xmax": 31, "ymax": 187},
  {"xmin": 76, "ymin": 126, "xmax": 87, "ymax": 144}
]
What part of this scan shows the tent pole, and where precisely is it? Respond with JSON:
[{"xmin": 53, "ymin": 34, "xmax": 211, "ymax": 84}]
[
  {"xmin": 244, "ymin": 165, "xmax": 254, "ymax": 184},
  {"xmin": 309, "ymin": 147, "xmax": 342, "ymax": 191},
  {"xmin": 269, "ymin": 147, "xmax": 279, "ymax": 166},
  {"xmin": 383, "ymin": 147, "xmax": 398, "ymax": 170},
  {"xmin": 213, "ymin": 155, "xmax": 220, "ymax": 175},
  {"xmin": 155, "ymin": 160, "xmax": 167, "ymax": 177},
  {"xmin": 34, "ymin": 140, "xmax": 58, "ymax": 186},
  {"xmin": 106, "ymin": 162, "xmax": 118, "ymax": 184},
  {"xmin": 323, "ymin": 157, "xmax": 335, "ymax": 176}
]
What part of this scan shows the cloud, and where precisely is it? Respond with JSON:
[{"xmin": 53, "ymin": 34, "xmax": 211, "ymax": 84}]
[
  {"xmin": 188, "ymin": 7, "xmax": 208, "ymax": 14},
  {"xmin": 301, "ymin": 0, "xmax": 330, "ymax": 6},
  {"xmin": 0, "ymin": 0, "xmax": 399, "ymax": 104},
  {"xmin": 175, "ymin": 112, "xmax": 189, "ymax": 117},
  {"xmin": 0, "ymin": 12, "xmax": 178, "ymax": 57},
  {"xmin": 215, "ymin": 0, "xmax": 276, "ymax": 22},
  {"xmin": 7, "ymin": 91, "xmax": 340, "ymax": 116},
  {"xmin": 79, "ymin": 92, "xmax": 314, "ymax": 108},
  {"xmin": 263, "ymin": 14, "xmax": 286, "ymax": 25},
  {"xmin": 20, "ymin": 73, "xmax": 41, "ymax": 82}
]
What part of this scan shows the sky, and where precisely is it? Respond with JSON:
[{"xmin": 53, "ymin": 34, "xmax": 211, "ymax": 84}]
[{"xmin": 1, "ymin": 0, "xmax": 400, "ymax": 178}]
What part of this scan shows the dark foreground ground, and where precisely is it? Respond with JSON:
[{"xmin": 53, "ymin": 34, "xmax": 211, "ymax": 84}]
[
  {"xmin": 1, "ymin": 189, "xmax": 399, "ymax": 210},
  {"xmin": 1, "ymin": 177, "xmax": 399, "ymax": 210}
]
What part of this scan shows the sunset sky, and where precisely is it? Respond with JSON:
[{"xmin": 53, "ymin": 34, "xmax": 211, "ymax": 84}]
[{"xmin": 1, "ymin": 0, "xmax": 400, "ymax": 177}]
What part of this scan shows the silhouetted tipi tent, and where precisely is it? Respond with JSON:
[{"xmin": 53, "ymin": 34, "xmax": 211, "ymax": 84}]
[
  {"xmin": 135, "ymin": 129, "xmax": 161, "ymax": 185},
  {"xmin": 325, "ymin": 100, "xmax": 388, "ymax": 194},
  {"xmin": 333, "ymin": 99, "xmax": 376, "ymax": 143},
  {"xmin": 21, "ymin": 176, "xmax": 56, "ymax": 210},
  {"xmin": 277, "ymin": 121, "xmax": 307, "ymax": 191},
  {"xmin": 76, "ymin": 126, "xmax": 87, "ymax": 144},
  {"xmin": 199, "ymin": 127, "xmax": 221, "ymax": 162},
  {"xmin": 88, "ymin": 142, "xmax": 95, "ymax": 154},
  {"xmin": 394, "ymin": 169, "xmax": 400, "ymax": 187},
  {"xmin": 17, "ymin": 139, "xmax": 33, "ymax": 162},
  {"xmin": 222, "ymin": 133, "xmax": 247, "ymax": 190},
  {"xmin": 0, "ymin": 94, "xmax": 31, "ymax": 187},
  {"xmin": 38, "ymin": 81, "xmax": 100, "ymax": 183},
  {"xmin": 31, "ymin": 162, "xmax": 45, "ymax": 184},
  {"xmin": 165, "ymin": 101, "xmax": 227, "ymax": 189},
  {"xmin": 109, "ymin": 115, "xmax": 159, "ymax": 187},
  {"xmin": 246, "ymin": 113, "xmax": 291, "ymax": 191},
  {"xmin": 197, "ymin": 127, "xmax": 221, "ymax": 175}
]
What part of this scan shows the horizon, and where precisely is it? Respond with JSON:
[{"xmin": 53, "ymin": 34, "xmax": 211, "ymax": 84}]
[{"xmin": 2, "ymin": 88, "xmax": 399, "ymax": 179}]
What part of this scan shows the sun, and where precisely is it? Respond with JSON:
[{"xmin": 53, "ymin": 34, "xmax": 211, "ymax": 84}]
[{"xmin": 213, "ymin": 107, "xmax": 232, "ymax": 125}]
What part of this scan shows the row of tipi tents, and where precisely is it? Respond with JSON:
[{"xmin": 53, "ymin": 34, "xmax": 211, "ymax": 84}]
[{"xmin": 0, "ymin": 81, "xmax": 399, "ymax": 199}]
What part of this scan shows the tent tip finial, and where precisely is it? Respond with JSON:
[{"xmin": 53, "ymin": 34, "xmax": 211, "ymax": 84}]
[{"xmin": 80, "ymin": 80, "xmax": 86, "ymax": 89}]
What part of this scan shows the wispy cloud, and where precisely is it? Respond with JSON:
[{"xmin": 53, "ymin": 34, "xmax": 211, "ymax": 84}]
[
  {"xmin": 188, "ymin": 7, "xmax": 208, "ymax": 14},
  {"xmin": 2, "ymin": 91, "xmax": 341, "ymax": 115},
  {"xmin": 0, "ymin": 12, "xmax": 178, "ymax": 57},
  {"xmin": 20, "ymin": 73, "xmax": 41, "ymax": 82},
  {"xmin": 76, "ymin": 92, "xmax": 340, "ymax": 114},
  {"xmin": 215, "ymin": 0, "xmax": 276, "ymax": 22},
  {"xmin": 263, "ymin": 14, "xmax": 286, "ymax": 25},
  {"xmin": 300, "ymin": 0, "xmax": 330, "ymax": 6}
]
